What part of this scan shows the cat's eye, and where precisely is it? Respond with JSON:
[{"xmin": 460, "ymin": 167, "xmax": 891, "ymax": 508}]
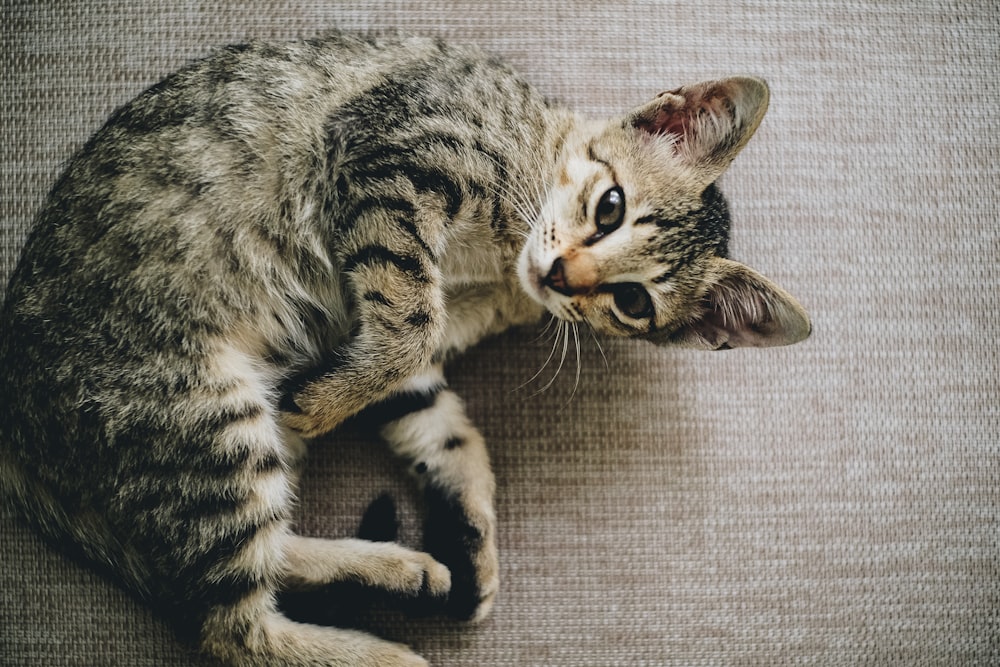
[
  {"xmin": 595, "ymin": 186, "xmax": 626, "ymax": 234},
  {"xmin": 612, "ymin": 283, "xmax": 653, "ymax": 320}
]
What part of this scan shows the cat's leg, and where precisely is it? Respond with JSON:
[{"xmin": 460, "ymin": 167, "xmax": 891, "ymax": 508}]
[
  {"xmin": 199, "ymin": 534, "xmax": 448, "ymax": 667},
  {"xmin": 360, "ymin": 366, "xmax": 499, "ymax": 621},
  {"xmin": 201, "ymin": 584, "xmax": 431, "ymax": 667},
  {"xmin": 280, "ymin": 206, "xmax": 448, "ymax": 439},
  {"xmin": 281, "ymin": 535, "xmax": 450, "ymax": 597},
  {"xmin": 189, "ymin": 460, "xmax": 441, "ymax": 667},
  {"xmin": 172, "ymin": 463, "xmax": 438, "ymax": 666},
  {"xmin": 175, "ymin": 346, "xmax": 438, "ymax": 667}
]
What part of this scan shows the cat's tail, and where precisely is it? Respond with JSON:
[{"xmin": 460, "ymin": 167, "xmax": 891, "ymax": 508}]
[{"xmin": 356, "ymin": 492, "xmax": 399, "ymax": 543}]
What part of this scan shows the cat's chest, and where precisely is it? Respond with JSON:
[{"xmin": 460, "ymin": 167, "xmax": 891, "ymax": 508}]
[
  {"xmin": 439, "ymin": 224, "xmax": 507, "ymax": 287},
  {"xmin": 435, "ymin": 217, "xmax": 543, "ymax": 352}
]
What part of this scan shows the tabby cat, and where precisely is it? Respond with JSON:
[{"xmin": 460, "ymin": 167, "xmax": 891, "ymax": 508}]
[{"xmin": 0, "ymin": 32, "xmax": 810, "ymax": 666}]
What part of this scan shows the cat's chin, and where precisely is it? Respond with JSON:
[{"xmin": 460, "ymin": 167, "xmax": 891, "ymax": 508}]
[{"xmin": 520, "ymin": 278, "xmax": 581, "ymax": 325}]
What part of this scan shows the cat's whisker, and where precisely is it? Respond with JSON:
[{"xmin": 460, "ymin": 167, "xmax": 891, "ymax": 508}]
[
  {"xmin": 586, "ymin": 323, "xmax": 610, "ymax": 370},
  {"xmin": 516, "ymin": 318, "xmax": 564, "ymax": 393},
  {"xmin": 532, "ymin": 314, "xmax": 558, "ymax": 343},
  {"xmin": 535, "ymin": 319, "xmax": 570, "ymax": 394},
  {"xmin": 485, "ymin": 179, "xmax": 538, "ymax": 237},
  {"xmin": 478, "ymin": 145, "xmax": 543, "ymax": 232},
  {"xmin": 567, "ymin": 321, "xmax": 582, "ymax": 401}
]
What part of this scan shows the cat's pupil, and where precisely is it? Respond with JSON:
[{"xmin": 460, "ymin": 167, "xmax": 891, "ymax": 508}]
[
  {"xmin": 595, "ymin": 186, "xmax": 626, "ymax": 233},
  {"xmin": 612, "ymin": 283, "xmax": 653, "ymax": 320}
]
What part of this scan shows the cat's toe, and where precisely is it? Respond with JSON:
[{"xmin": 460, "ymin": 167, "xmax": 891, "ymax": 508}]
[
  {"xmin": 467, "ymin": 586, "xmax": 497, "ymax": 624},
  {"xmin": 418, "ymin": 555, "xmax": 452, "ymax": 599},
  {"xmin": 375, "ymin": 546, "xmax": 451, "ymax": 601},
  {"xmin": 279, "ymin": 409, "xmax": 324, "ymax": 439}
]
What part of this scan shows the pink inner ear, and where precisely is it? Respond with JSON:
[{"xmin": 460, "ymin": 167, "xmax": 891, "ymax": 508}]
[
  {"xmin": 638, "ymin": 108, "xmax": 689, "ymax": 141},
  {"xmin": 662, "ymin": 114, "xmax": 688, "ymax": 139}
]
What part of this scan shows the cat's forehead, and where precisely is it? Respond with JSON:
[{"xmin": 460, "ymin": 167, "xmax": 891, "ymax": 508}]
[{"xmin": 569, "ymin": 124, "xmax": 710, "ymax": 218}]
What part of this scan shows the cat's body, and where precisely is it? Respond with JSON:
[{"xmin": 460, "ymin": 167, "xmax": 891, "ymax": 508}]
[{"xmin": 0, "ymin": 32, "xmax": 809, "ymax": 666}]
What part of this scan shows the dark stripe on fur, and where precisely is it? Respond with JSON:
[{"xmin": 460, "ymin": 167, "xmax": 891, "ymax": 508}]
[
  {"xmin": 405, "ymin": 311, "xmax": 432, "ymax": 327},
  {"xmin": 342, "ymin": 244, "xmax": 427, "ymax": 282},
  {"xmin": 172, "ymin": 485, "xmax": 247, "ymax": 522},
  {"xmin": 345, "ymin": 194, "xmax": 418, "ymax": 223},
  {"xmin": 394, "ymin": 214, "xmax": 436, "ymax": 259},
  {"xmin": 362, "ymin": 290, "xmax": 393, "ymax": 307},
  {"xmin": 256, "ymin": 452, "xmax": 284, "ymax": 474},
  {"xmin": 339, "ymin": 192, "xmax": 435, "ymax": 259},
  {"xmin": 182, "ymin": 518, "xmax": 271, "ymax": 588},
  {"xmin": 652, "ymin": 270, "xmax": 675, "ymax": 284},
  {"xmin": 353, "ymin": 385, "xmax": 444, "ymax": 427},
  {"xmin": 197, "ymin": 569, "xmax": 267, "ymax": 608},
  {"xmin": 634, "ymin": 214, "xmax": 663, "ymax": 226},
  {"xmin": 352, "ymin": 161, "xmax": 464, "ymax": 219}
]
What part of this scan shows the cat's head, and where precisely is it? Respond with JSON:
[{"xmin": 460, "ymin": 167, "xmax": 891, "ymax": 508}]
[{"xmin": 518, "ymin": 76, "xmax": 811, "ymax": 349}]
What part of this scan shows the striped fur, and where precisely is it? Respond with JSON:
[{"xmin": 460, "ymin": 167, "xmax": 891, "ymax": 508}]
[{"xmin": 0, "ymin": 32, "xmax": 809, "ymax": 666}]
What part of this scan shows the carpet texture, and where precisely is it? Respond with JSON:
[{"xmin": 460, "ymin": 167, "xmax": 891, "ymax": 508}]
[{"xmin": 2, "ymin": 2, "xmax": 998, "ymax": 665}]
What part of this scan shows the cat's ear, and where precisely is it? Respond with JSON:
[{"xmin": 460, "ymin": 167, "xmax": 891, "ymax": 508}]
[
  {"xmin": 627, "ymin": 77, "xmax": 769, "ymax": 186},
  {"xmin": 660, "ymin": 257, "xmax": 811, "ymax": 350}
]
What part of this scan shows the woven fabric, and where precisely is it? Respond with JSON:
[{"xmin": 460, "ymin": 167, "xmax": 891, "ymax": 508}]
[{"xmin": 2, "ymin": 2, "xmax": 998, "ymax": 665}]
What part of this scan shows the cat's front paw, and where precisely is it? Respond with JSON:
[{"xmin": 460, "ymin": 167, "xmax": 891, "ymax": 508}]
[
  {"xmin": 424, "ymin": 485, "xmax": 499, "ymax": 622},
  {"xmin": 279, "ymin": 390, "xmax": 350, "ymax": 439},
  {"xmin": 279, "ymin": 407, "xmax": 328, "ymax": 439}
]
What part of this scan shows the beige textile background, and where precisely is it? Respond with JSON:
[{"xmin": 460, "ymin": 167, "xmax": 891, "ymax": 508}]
[{"xmin": 2, "ymin": 2, "xmax": 998, "ymax": 665}]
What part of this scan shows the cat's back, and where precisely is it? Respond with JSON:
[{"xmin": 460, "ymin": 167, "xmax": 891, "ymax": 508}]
[
  {"xmin": 1, "ymin": 32, "xmax": 546, "ymax": 365},
  {"xmin": 0, "ymin": 32, "xmax": 507, "ymax": 347},
  {"xmin": 0, "ymin": 32, "xmax": 502, "ymax": 592},
  {"xmin": 0, "ymin": 32, "xmax": 543, "ymax": 504}
]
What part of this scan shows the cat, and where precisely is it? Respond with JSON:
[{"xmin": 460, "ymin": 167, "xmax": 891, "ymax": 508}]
[{"xmin": 0, "ymin": 31, "xmax": 810, "ymax": 667}]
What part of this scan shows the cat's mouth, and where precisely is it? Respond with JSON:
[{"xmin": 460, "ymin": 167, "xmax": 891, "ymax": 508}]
[
  {"xmin": 516, "ymin": 242, "xmax": 591, "ymax": 324},
  {"xmin": 517, "ymin": 256, "xmax": 588, "ymax": 324},
  {"xmin": 520, "ymin": 257, "xmax": 564, "ymax": 302}
]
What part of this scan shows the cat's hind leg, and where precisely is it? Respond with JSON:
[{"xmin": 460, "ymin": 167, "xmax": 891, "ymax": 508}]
[
  {"xmin": 281, "ymin": 534, "xmax": 451, "ymax": 598},
  {"xmin": 359, "ymin": 366, "xmax": 499, "ymax": 622},
  {"xmin": 192, "ymin": 470, "xmax": 443, "ymax": 666},
  {"xmin": 201, "ymin": 589, "xmax": 431, "ymax": 667},
  {"xmin": 177, "ymin": 345, "xmax": 438, "ymax": 666}
]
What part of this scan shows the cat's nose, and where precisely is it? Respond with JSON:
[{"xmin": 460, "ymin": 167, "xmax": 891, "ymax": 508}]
[{"xmin": 543, "ymin": 257, "xmax": 572, "ymax": 296}]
